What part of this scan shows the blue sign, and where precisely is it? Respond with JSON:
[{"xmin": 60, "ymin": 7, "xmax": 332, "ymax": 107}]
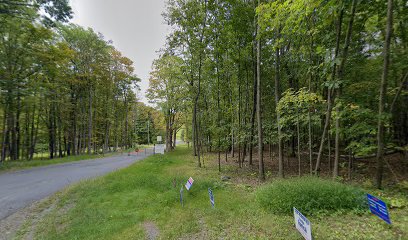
[
  {"xmin": 367, "ymin": 194, "xmax": 391, "ymax": 224},
  {"xmin": 208, "ymin": 188, "xmax": 214, "ymax": 207}
]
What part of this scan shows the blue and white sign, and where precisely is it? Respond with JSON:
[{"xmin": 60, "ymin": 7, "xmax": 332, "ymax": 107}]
[
  {"xmin": 208, "ymin": 188, "xmax": 214, "ymax": 207},
  {"xmin": 185, "ymin": 177, "xmax": 194, "ymax": 191},
  {"xmin": 367, "ymin": 194, "xmax": 391, "ymax": 224},
  {"xmin": 293, "ymin": 208, "xmax": 312, "ymax": 240}
]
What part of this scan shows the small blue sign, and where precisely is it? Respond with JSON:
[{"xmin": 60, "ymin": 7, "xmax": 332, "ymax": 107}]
[
  {"xmin": 208, "ymin": 188, "xmax": 214, "ymax": 207},
  {"xmin": 367, "ymin": 194, "xmax": 391, "ymax": 224}
]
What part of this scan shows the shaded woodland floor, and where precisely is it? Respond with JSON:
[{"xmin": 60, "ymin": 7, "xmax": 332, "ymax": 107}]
[{"xmin": 198, "ymin": 145, "xmax": 408, "ymax": 188}]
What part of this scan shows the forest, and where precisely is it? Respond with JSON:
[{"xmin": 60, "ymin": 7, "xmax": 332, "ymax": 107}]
[
  {"xmin": 147, "ymin": 0, "xmax": 408, "ymax": 189},
  {"xmin": 0, "ymin": 0, "xmax": 164, "ymax": 163}
]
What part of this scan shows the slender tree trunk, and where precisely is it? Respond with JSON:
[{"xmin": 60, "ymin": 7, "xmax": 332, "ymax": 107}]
[
  {"xmin": 297, "ymin": 109, "xmax": 301, "ymax": 176},
  {"xmin": 275, "ymin": 45, "xmax": 284, "ymax": 178},
  {"xmin": 30, "ymin": 105, "xmax": 40, "ymax": 160},
  {"xmin": 315, "ymin": 5, "xmax": 344, "ymax": 175},
  {"xmin": 1, "ymin": 107, "xmax": 8, "ymax": 162},
  {"xmin": 376, "ymin": 0, "xmax": 394, "ymax": 189},
  {"xmin": 173, "ymin": 128, "xmax": 177, "ymax": 149},
  {"xmin": 249, "ymin": 29, "xmax": 257, "ymax": 166},
  {"xmin": 88, "ymin": 85, "xmax": 93, "ymax": 155},
  {"xmin": 15, "ymin": 94, "xmax": 21, "ymax": 160},
  {"xmin": 308, "ymin": 110, "xmax": 313, "ymax": 175},
  {"xmin": 48, "ymin": 106, "xmax": 54, "ymax": 160},
  {"xmin": 257, "ymin": 0, "xmax": 265, "ymax": 180},
  {"xmin": 334, "ymin": 0, "xmax": 357, "ymax": 178}
]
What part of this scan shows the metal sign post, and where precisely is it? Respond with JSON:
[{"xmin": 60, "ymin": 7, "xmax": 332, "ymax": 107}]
[{"xmin": 208, "ymin": 188, "xmax": 215, "ymax": 208}]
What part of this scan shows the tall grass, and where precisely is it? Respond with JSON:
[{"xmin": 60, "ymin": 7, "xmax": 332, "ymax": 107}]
[{"xmin": 256, "ymin": 177, "xmax": 366, "ymax": 215}]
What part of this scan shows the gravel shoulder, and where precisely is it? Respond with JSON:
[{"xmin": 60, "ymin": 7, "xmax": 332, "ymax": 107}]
[{"xmin": 0, "ymin": 150, "xmax": 153, "ymax": 222}]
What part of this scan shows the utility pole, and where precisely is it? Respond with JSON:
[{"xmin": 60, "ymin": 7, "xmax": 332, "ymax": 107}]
[{"xmin": 147, "ymin": 119, "xmax": 150, "ymax": 144}]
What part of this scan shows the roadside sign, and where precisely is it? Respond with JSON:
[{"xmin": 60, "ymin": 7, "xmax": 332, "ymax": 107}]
[
  {"xmin": 208, "ymin": 188, "xmax": 214, "ymax": 207},
  {"xmin": 185, "ymin": 177, "xmax": 194, "ymax": 191},
  {"xmin": 293, "ymin": 207, "xmax": 312, "ymax": 240},
  {"xmin": 180, "ymin": 187, "xmax": 184, "ymax": 207},
  {"xmin": 367, "ymin": 194, "xmax": 391, "ymax": 224},
  {"xmin": 157, "ymin": 136, "xmax": 162, "ymax": 142}
]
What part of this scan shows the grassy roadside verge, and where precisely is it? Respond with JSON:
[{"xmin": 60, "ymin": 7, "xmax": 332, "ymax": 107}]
[
  {"xmin": 27, "ymin": 145, "xmax": 407, "ymax": 239},
  {"xmin": 0, "ymin": 145, "xmax": 155, "ymax": 173},
  {"xmin": 0, "ymin": 153, "xmax": 121, "ymax": 173}
]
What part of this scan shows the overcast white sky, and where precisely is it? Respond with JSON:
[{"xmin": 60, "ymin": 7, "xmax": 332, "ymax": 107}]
[{"xmin": 69, "ymin": 0, "xmax": 169, "ymax": 103}]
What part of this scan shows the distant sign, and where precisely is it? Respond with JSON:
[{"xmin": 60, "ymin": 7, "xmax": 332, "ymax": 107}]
[
  {"xmin": 293, "ymin": 208, "xmax": 312, "ymax": 240},
  {"xmin": 157, "ymin": 136, "xmax": 162, "ymax": 142},
  {"xmin": 180, "ymin": 187, "xmax": 184, "ymax": 207},
  {"xmin": 185, "ymin": 177, "xmax": 194, "ymax": 191},
  {"xmin": 367, "ymin": 194, "xmax": 391, "ymax": 224},
  {"xmin": 208, "ymin": 188, "xmax": 214, "ymax": 207}
]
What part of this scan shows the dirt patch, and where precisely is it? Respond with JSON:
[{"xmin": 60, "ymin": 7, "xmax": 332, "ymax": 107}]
[
  {"xmin": 143, "ymin": 221, "xmax": 160, "ymax": 240},
  {"xmin": 0, "ymin": 197, "xmax": 55, "ymax": 240},
  {"xmin": 0, "ymin": 196, "xmax": 74, "ymax": 240}
]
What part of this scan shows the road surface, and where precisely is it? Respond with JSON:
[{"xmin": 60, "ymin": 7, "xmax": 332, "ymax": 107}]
[{"xmin": 0, "ymin": 149, "xmax": 154, "ymax": 220}]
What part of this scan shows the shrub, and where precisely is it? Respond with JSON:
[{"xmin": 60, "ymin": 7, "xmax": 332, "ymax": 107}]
[{"xmin": 256, "ymin": 177, "xmax": 366, "ymax": 215}]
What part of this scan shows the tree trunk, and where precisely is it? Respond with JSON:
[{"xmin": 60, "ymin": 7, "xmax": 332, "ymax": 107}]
[
  {"xmin": 88, "ymin": 85, "xmax": 93, "ymax": 155},
  {"xmin": 249, "ymin": 26, "xmax": 258, "ymax": 166},
  {"xmin": 297, "ymin": 109, "xmax": 301, "ymax": 176},
  {"xmin": 334, "ymin": 0, "xmax": 357, "ymax": 178},
  {"xmin": 257, "ymin": 0, "xmax": 265, "ymax": 180},
  {"xmin": 315, "ymin": 5, "xmax": 344, "ymax": 175},
  {"xmin": 376, "ymin": 0, "xmax": 393, "ymax": 189},
  {"xmin": 275, "ymin": 45, "xmax": 284, "ymax": 178}
]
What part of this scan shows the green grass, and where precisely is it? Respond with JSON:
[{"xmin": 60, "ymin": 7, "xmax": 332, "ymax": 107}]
[
  {"xmin": 256, "ymin": 177, "xmax": 367, "ymax": 215},
  {"xmin": 0, "ymin": 145, "xmax": 155, "ymax": 173},
  {"xmin": 31, "ymin": 145, "xmax": 408, "ymax": 239},
  {"xmin": 0, "ymin": 152, "xmax": 117, "ymax": 173}
]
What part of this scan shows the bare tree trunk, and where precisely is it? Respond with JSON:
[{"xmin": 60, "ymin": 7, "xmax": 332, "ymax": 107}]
[
  {"xmin": 275, "ymin": 45, "xmax": 284, "ymax": 178},
  {"xmin": 297, "ymin": 109, "xmax": 301, "ymax": 176},
  {"xmin": 249, "ymin": 27, "xmax": 257, "ymax": 166},
  {"xmin": 334, "ymin": 0, "xmax": 357, "ymax": 178},
  {"xmin": 173, "ymin": 128, "xmax": 177, "ymax": 149},
  {"xmin": 376, "ymin": 0, "xmax": 394, "ymax": 189},
  {"xmin": 257, "ymin": 0, "xmax": 265, "ymax": 180},
  {"xmin": 308, "ymin": 110, "xmax": 313, "ymax": 175},
  {"xmin": 328, "ymin": 131, "xmax": 331, "ymax": 172},
  {"xmin": 88, "ymin": 87, "xmax": 93, "ymax": 155},
  {"xmin": 1, "ymin": 107, "xmax": 8, "ymax": 162},
  {"xmin": 30, "ymin": 109, "xmax": 40, "ymax": 160},
  {"xmin": 315, "ymin": 5, "xmax": 344, "ymax": 175}
]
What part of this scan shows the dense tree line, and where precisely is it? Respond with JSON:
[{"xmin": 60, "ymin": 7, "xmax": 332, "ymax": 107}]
[
  {"xmin": 148, "ymin": 0, "xmax": 408, "ymax": 188},
  {"xmin": 0, "ymin": 0, "xmax": 162, "ymax": 162}
]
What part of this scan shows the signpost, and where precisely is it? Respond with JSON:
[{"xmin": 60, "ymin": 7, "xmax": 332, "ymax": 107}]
[
  {"xmin": 208, "ymin": 188, "xmax": 214, "ymax": 208},
  {"xmin": 185, "ymin": 177, "xmax": 194, "ymax": 191},
  {"xmin": 293, "ymin": 208, "xmax": 312, "ymax": 240},
  {"xmin": 180, "ymin": 187, "xmax": 184, "ymax": 207},
  {"xmin": 367, "ymin": 194, "xmax": 391, "ymax": 224},
  {"xmin": 157, "ymin": 136, "xmax": 162, "ymax": 143}
]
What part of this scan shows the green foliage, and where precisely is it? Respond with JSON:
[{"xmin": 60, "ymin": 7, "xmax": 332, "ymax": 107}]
[
  {"xmin": 334, "ymin": 102, "xmax": 378, "ymax": 156},
  {"xmin": 256, "ymin": 177, "xmax": 367, "ymax": 215},
  {"xmin": 277, "ymin": 88, "xmax": 325, "ymax": 140}
]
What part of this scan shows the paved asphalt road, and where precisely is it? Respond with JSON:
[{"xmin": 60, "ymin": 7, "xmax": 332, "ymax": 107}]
[{"xmin": 0, "ymin": 149, "xmax": 154, "ymax": 220}]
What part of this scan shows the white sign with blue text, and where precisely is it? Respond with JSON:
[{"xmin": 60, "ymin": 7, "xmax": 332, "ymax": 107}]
[
  {"xmin": 293, "ymin": 207, "xmax": 312, "ymax": 240},
  {"xmin": 185, "ymin": 177, "xmax": 194, "ymax": 190}
]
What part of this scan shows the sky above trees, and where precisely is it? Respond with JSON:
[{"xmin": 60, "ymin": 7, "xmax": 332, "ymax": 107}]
[{"xmin": 69, "ymin": 0, "xmax": 169, "ymax": 103}]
